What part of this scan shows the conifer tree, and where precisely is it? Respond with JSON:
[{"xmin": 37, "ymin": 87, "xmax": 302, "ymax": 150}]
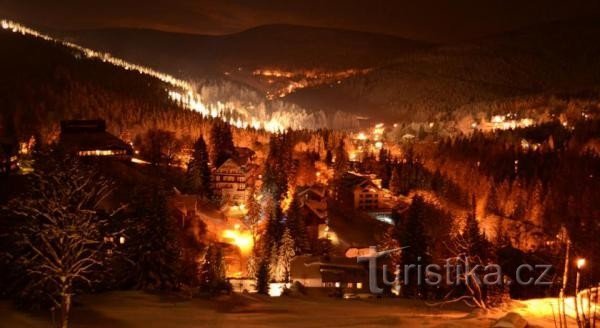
[
  {"xmin": 210, "ymin": 121, "xmax": 235, "ymax": 167},
  {"xmin": 399, "ymin": 195, "xmax": 431, "ymax": 298},
  {"xmin": 462, "ymin": 198, "xmax": 493, "ymax": 263},
  {"xmin": 268, "ymin": 244, "xmax": 281, "ymax": 281},
  {"xmin": 186, "ymin": 136, "xmax": 213, "ymax": 199},
  {"xmin": 285, "ymin": 192, "xmax": 309, "ymax": 253},
  {"xmin": 278, "ymin": 228, "xmax": 296, "ymax": 283},
  {"xmin": 333, "ymin": 139, "xmax": 349, "ymax": 175},
  {"xmin": 389, "ymin": 166, "xmax": 402, "ymax": 196},
  {"xmin": 128, "ymin": 183, "xmax": 180, "ymax": 291},
  {"xmin": 255, "ymin": 260, "xmax": 270, "ymax": 295},
  {"xmin": 199, "ymin": 244, "xmax": 230, "ymax": 295},
  {"xmin": 243, "ymin": 187, "xmax": 261, "ymax": 247}
]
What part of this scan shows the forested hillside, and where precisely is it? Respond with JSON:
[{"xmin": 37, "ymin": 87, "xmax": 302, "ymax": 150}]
[
  {"xmin": 0, "ymin": 29, "xmax": 244, "ymax": 144},
  {"xmin": 289, "ymin": 20, "xmax": 600, "ymax": 121}
]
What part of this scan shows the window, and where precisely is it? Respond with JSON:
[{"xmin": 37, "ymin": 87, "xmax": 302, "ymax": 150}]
[
  {"xmin": 347, "ymin": 283, "xmax": 353, "ymax": 288},
  {"xmin": 356, "ymin": 282, "xmax": 363, "ymax": 289}
]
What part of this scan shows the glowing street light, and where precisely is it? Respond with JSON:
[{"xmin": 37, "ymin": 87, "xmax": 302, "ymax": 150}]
[{"xmin": 576, "ymin": 258, "xmax": 586, "ymax": 270}]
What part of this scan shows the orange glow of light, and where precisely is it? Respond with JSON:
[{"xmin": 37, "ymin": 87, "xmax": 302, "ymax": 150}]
[
  {"xmin": 356, "ymin": 132, "xmax": 367, "ymax": 141},
  {"xmin": 222, "ymin": 228, "xmax": 253, "ymax": 255},
  {"xmin": 577, "ymin": 258, "xmax": 586, "ymax": 269}
]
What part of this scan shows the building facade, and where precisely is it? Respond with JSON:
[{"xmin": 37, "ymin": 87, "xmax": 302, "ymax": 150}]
[
  {"xmin": 335, "ymin": 172, "xmax": 385, "ymax": 210},
  {"xmin": 212, "ymin": 158, "xmax": 255, "ymax": 204},
  {"xmin": 290, "ymin": 255, "xmax": 368, "ymax": 290}
]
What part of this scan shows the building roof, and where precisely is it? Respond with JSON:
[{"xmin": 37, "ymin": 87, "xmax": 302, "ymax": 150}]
[
  {"xmin": 297, "ymin": 184, "xmax": 327, "ymax": 199},
  {"xmin": 59, "ymin": 120, "xmax": 132, "ymax": 153},
  {"xmin": 304, "ymin": 199, "xmax": 328, "ymax": 220},
  {"xmin": 290, "ymin": 255, "xmax": 367, "ymax": 282},
  {"xmin": 339, "ymin": 172, "xmax": 379, "ymax": 192}
]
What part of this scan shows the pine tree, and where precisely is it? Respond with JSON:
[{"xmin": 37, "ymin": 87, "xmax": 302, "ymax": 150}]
[
  {"xmin": 462, "ymin": 198, "xmax": 492, "ymax": 263},
  {"xmin": 199, "ymin": 245, "xmax": 230, "ymax": 295},
  {"xmin": 128, "ymin": 183, "xmax": 181, "ymax": 291},
  {"xmin": 186, "ymin": 136, "xmax": 213, "ymax": 199},
  {"xmin": 262, "ymin": 134, "xmax": 292, "ymax": 204},
  {"xmin": 268, "ymin": 244, "xmax": 281, "ymax": 281},
  {"xmin": 285, "ymin": 192, "xmax": 309, "ymax": 253},
  {"xmin": 210, "ymin": 121, "xmax": 235, "ymax": 167},
  {"xmin": 379, "ymin": 148, "xmax": 392, "ymax": 188},
  {"xmin": 389, "ymin": 166, "xmax": 402, "ymax": 195},
  {"xmin": 255, "ymin": 260, "xmax": 270, "ymax": 295},
  {"xmin": 400, "ymin": 195, "xmax": 431, "ymax": 298},
  {"xmin": 262, "ymin": 195, "xmax": 283, "ymax": 251},
  {"xmin": 243, "ymin": 187, "xmax": 261, "ymax": 247},
  {"xmin": 333, "ymin": 139, "xmax": 349, "ymax": 176},
  {"xmin": 278, "ymin": 228, "xmax": 296, "ymax": 283}
]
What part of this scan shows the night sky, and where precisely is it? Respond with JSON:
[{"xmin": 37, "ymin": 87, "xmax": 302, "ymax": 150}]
[{"xmin": 2, "ymin": 0, "xmax": 600, "ymax": 42}]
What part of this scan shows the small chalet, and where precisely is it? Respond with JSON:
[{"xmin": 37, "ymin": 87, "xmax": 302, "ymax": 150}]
[
  {"xmin": 59, "ymin": 120, "xmax": 133, "ymax": 160},
  {"xmin": 290, "ymin": 255, "xmax": 368, "ymax": 290},
  {"xmin": 296, "ymin": 184, "xmax": 328, "ymax": 239},
  {"xmin": 0, "ymin": 137, "xmax": 18, "ymax": 174}
]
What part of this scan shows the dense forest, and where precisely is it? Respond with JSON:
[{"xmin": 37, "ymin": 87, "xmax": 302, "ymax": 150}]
[{"xmin": 0, "ymin": 29, "xmax": 272, "ymax": 147}]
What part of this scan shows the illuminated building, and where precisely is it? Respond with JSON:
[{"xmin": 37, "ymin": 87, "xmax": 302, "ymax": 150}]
[
  {"xmin": 59, "ymin": 120, "xmax": 133, "ymax": 160},
  {"xmin": 290, "ymin": 256, "xmax": 368, "ymax": 290},
  {"xmin": 334, "ymin": 172, "xmax": 385, "ymax": 211},
  {"xmin": 212, "ymin": 151, "xmax": 258, "ymax": 204},
  {"xmin": 296, "ymin": 185, "xmax": 329, "ymax": 239}
]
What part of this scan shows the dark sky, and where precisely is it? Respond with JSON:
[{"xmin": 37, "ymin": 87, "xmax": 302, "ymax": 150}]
[{"xmin": 2, "ymin": 0, "xmax": 600, "ymax": 42}]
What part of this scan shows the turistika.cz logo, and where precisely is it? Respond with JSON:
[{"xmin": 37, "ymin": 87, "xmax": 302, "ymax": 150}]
[{"xmin": 357, "ymin": 246, "xmax": 553, "ymax": 294}]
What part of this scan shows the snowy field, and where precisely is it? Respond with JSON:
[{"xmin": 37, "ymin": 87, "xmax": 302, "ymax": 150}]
[{"xmin": 0, "ymin": 291, "xmax": 573, "ymax": 327}]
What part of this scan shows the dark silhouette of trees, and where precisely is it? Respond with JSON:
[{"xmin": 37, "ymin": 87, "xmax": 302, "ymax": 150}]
[
  {"xmin": 185, "ymin": 136, "xmax": 212, "ymax": 199},
  {"xmin": 199, "ymin": 244, "xmax": 230, "ymax": 295},
  {"xmin": 285, "ymin": 191, "xmax": 309, "ymax": 254},
  {"xmin": 399, "ymin": 195, "xmax": 431, "ymax": 298},
  {"xmin": 255, "ymin": 260, "xmax": 270, "ymax": 295},
  {"xmin": 137, "ymin": 129, "xmax": 182, "ymax": 166},
  {"xmin": 126, "ymin": 184, "xmax": 181, "ymax": 291},
  {"xmin": 210, "ymin": 121, "xmax": 235, "ymax": 167}
]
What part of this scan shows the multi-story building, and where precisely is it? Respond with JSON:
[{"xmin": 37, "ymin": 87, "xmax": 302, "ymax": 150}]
[
  {"xmin": 335, "ymin": 172, "xmax": 385, "ymax": 211},
  {"xmin": 212, "ymin": 154, "xmax": 257, "ymax": 204}
]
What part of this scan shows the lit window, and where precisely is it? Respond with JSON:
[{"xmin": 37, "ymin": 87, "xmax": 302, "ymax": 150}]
[{"xmin": 356, "ymin": 282, "xmax": 363, "ymax": 289}]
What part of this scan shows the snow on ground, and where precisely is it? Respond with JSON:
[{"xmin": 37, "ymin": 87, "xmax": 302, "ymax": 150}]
[{"xmin": 0, "ymin": 291, "xmax": 571, "ymax": 328}]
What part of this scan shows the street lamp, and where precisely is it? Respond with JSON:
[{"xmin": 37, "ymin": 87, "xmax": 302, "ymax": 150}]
[{"xmin": 574, "ymin": 258, "xmax": 587, "ymax": 327}]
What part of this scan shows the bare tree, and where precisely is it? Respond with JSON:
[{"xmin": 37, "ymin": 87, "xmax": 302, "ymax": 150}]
[
  {"xmin": 429, "ymin": 208, "xmax": 497, "ymax": 310},
  {"xmin": 5, "ymin": 156, "xmax": 122, "ymax": 328}
]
